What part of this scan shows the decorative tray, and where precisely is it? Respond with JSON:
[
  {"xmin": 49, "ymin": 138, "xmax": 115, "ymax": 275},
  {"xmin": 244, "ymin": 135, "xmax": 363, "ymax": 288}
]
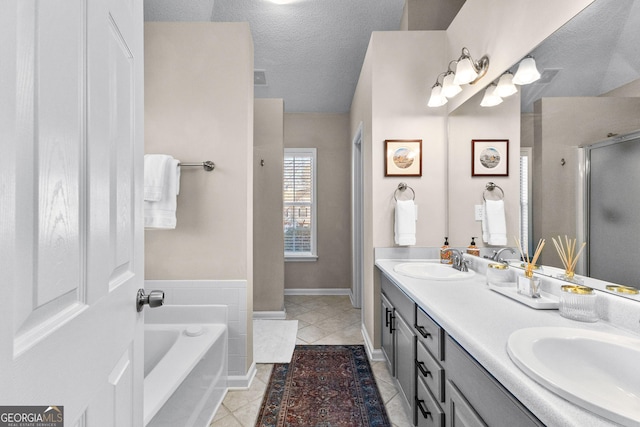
[{"xmin": 487, "ymin": 283, "xmax": 559, "ymax": 310}]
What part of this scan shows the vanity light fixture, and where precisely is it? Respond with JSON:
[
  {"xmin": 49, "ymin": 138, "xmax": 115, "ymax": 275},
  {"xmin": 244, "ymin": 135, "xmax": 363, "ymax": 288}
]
[
  {"xmin": 512, "ymin": 55, "xmax": 541, "ymax": 85},
  {"xmin": 495, "ymin": 71, "xmax": 518, "ymax": 97},
  {"xmin": 452, "ymin": 47, "xmax": 490, "ymax": 86},
  {"xmin": 427, "ymin": 47, "xmax": 489, "ymax": 108},
  {"xmin": 427, "ymin": 73, "xmax": 448, "ymax": 107},
  {"xmin": 442, "ymin": 72, "xmax": 462, "ymax": 98},
  {"xmin": 480, "ymin": 83, "xmax": 503, "ymax": 107},
  {"xmin": 441, "ymin": 61, "xmax": 462, "ymax": 98}
]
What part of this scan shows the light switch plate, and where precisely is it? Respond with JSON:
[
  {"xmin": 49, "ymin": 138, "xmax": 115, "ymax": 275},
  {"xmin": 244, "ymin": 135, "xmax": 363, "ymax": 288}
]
[{"xmin": 475, "ymin": 204, "xmax": 483, "ymax": 221}]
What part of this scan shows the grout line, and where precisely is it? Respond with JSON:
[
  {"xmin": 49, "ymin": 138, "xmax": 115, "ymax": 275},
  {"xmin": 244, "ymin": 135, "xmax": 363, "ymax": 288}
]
[{"xmin": 212, "ymin": 296, "xmax": 403, "ymax": 427}]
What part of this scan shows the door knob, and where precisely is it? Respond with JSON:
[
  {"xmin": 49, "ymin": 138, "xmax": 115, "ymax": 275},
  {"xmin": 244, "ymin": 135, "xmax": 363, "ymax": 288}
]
[{"xmin": 137, "ymin": 289, "xmax": 165, "ymax": 312}]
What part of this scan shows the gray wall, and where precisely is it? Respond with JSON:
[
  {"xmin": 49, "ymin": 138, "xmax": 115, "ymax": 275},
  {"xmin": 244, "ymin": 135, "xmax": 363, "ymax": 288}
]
[
  {"xmin": 284, "ymin": 113, "xmax": 351, "ymax": 291},
  {"xmin": 144, "ymin": 22, "xmax": 254, "ymax": 283},
  {"xmin": 144, "ymin": 22, "xmax": 254, "ymax": 370},
  {"xmin": 533, "ymin": 95, "xmax": 640, "ymax": 266},
  {"xmin": 254, "ymin": 99, "xmax": 285, "ymax": 311}
]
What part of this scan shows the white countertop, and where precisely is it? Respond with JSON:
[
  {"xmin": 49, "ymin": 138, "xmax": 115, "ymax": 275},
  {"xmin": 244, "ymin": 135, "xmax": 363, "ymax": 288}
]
[{"xmin": 375, "ymin": 258, "xmax": 640, "ymax": 427}]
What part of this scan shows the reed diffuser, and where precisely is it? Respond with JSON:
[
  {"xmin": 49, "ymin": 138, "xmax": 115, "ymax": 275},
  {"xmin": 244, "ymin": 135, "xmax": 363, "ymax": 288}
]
[
  {"xmin": 515, "ymin": 237, "xmax": 545, "ymax": 298},
  {"xmin": 552, "ymin": 235, "xmax": 586, "ymax": 284}
]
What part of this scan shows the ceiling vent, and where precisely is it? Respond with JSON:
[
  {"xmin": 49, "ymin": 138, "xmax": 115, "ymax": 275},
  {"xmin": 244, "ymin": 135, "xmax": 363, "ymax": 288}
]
[{"xmin": 254, "ymin": 70, "xmax": 267, "ymax": 86}]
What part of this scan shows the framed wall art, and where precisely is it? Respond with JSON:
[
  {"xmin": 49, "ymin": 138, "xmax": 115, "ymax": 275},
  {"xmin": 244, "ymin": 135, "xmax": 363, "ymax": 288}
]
[
  {"xmin": 471, "ymin": 139, "xmax": 509, "ymax": 177},
  {"xmin": 384, "ymin": 139, "xmax": 422, "ymax": 177}
]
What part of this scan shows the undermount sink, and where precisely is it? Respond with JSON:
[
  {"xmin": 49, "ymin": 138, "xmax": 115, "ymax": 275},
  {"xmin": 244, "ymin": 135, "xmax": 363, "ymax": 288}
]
[
  {"xmin": 393, "ymin": 262, "xmax": 475, "ymax": 281},
  {"xmin": 507, "ymin": 327, "xmax": 640, "ymax": 426}
]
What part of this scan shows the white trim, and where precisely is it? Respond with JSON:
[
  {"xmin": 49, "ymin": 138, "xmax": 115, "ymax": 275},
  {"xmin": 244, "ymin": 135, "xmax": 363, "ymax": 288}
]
[
  {"xmin": 284, "ymin": 288, "xmax": 351, "ymax": 296},
  {"xmin": 253, "ymin": 310, "xmax": 287, "ymax": 320},
  {"xmin": 362, "ymin": 323, "xmax": 385, "ymax": 361},
  {"xmin": 519, "ymin": 147, "xmax": 533, "ymax": 255},
  {"xmin": 285, "ymin": 255, "xmax": 318, "ymax": 262},
  {"xmin": 351, "ymin": 122, "xmax": 364, "ymax": 309},
  {"xmin": 576, "ymin": 147, "xmax": 586, "ymax": 275},
  {"xmin": 284, "ymin": 148, "xmax": 317, "ymax": 257},
  {"xmin": 349, "ymin": 289, "xmax": 357, "ymax": 308},
  {"xmin": 227, "ymin": 362, "xmax": 257, "ymax": 390}
]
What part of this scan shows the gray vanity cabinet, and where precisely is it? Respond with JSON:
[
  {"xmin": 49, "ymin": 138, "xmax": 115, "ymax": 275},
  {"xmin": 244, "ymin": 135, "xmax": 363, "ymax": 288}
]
[
  {"xmin": 379, "ymin": 268, "xmax": 544, "ymax": 427},
  {"xmin": 396, "ymin": 310, "xmax": 416, "ymax": 406},
  {"xmin": 445, "ymin": 335, "xmax": 543, "ymax": 427},
  {"xmin": 446, "ymin": 380, "xmax": 487, "ymax": 427},
  {"xmin": 381, "ymin": 275, "xmax": 416, "ymax": 422},
  {"xmin": 415, "ymin": 307, "xmax": 445, "ymax": 427},
  {"xmin": 381, "ymin": 293, "xmax": 395, "ymax": 375}
]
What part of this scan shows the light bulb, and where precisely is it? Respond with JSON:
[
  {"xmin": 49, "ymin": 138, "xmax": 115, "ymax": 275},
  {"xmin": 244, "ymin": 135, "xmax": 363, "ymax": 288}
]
[
  {"xmin": 442, "ymin": 73, "xmax": 462, "ymax": 98},
  {"xmin": 427, "ymin": 85, "xmax": 448, "ymax": 107},
  {"xmin": 453, "ymin": 57, "xmax": 478, "ymax": 85},
  {"xmin": 513, "ymin": 57, "xmax": 541, "ymax": 85},
  {"xmin": 480, "ymin": 84, "xmax": 503, "ymax": 107},
  {"xmin": 495, "ymin": 72, "xmax": 518, "ymax": 97}
]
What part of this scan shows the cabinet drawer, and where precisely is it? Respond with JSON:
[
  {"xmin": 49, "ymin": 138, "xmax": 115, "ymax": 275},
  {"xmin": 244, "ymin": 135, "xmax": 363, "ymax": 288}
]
[
  {"xmin": 446, "ymin": 380, "xmax": 487, "ymax": 427},
  {"xmin": 416, "ymin": 340, "xmax": 444, "ymax": 402},
  {"xmin": 415, "ymin": 307, "xmax": 443, "ymax": 360},
  {"xmin": 381, "ymin": 274, "xmax": 414, "ymax": 322},
  {"xmin": 416, "ymin": 375, "xmax": 445, "ymax": 427},
  {"xmin": 445, "ymin": 335, "xmax": 544, "ymax": 427}
]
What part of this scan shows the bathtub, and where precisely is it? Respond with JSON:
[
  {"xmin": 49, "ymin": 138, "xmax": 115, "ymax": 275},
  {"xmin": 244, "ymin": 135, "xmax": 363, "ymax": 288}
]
[{"xmin": 144, "ymin": 305, "xmax": 228, "ymax": 427}]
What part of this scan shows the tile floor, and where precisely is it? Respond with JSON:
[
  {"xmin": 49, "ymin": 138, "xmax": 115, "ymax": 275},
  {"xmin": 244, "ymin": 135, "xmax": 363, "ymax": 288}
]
[{"xmin": 210, "ymin": 294, "xmax": 413, "ymax": 427}]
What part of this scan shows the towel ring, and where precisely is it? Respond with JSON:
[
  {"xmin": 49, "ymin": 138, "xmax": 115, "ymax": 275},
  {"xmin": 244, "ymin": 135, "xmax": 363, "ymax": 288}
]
[
  {"xmin": 394, "ymin": 182, "xmax": 415, "ymax": 201},
  {"xmin": 483, "ymin": 182, "xmax": 504, "ymax": 201}
]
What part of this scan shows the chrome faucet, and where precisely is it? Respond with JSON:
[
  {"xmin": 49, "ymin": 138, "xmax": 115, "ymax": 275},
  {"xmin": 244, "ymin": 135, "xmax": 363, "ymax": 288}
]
[
  {"xmin": 444, "ymin": 248, "xmax": 469, "ymax": 272},
  {"xmin": 489, "ymin": 247, "xmax": 516, "ymax": 263}
]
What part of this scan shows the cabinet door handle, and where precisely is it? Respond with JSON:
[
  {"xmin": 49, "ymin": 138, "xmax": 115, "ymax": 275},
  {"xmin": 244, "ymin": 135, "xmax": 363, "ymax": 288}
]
[
  {"xmin": 389, "ymin": 312, "xmax": 395, "ymax": 332},
  {"xmin": 415, "ymin": 360, "xmax": 431, "ymax": 378},
  {"xmin": 414, "ymin": 323, "xmax": 431, "ymax": 338},
  {"xmin": 385, "ymin": 308, "xmax": 395, "ymax": 332},
  {"xmin": 416, "ymin": 397, "xmax": 432, "ymax": 420}
]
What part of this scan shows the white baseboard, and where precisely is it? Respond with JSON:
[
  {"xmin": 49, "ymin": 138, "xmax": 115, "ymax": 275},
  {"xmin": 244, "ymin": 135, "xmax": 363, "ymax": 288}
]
[
  {"xmin": 362, "ymin": 323, "xmax": 385, "ymax": 361},
  {"xmin": 348, "ymin": 290, "xmax": 361, "ymax": 309},
  {"xmin": 284, "ymin": 288, "xmax": 351, "ymax": 296},
  {"xmin": 227, "ymin": 362, "xmax": 256, "ymax": 390},
  {"xmin": 253, "ymin": 310, "xmax": 287, "ymax": 320}
]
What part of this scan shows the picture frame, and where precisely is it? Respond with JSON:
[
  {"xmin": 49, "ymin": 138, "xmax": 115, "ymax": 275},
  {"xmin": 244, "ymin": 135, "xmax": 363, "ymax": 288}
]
[
  {"xmin": 384, "ymin": 139, "xmax": 422, "ymax": 177},
  {"xmin": 471, "ymin": 139, "xmax": 509, "ymax": 177}
]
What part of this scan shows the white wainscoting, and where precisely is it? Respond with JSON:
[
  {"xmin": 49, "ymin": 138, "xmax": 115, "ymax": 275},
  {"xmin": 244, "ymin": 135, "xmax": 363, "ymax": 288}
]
[{"xmin": 145, "ymin": 280, "xmax": 250, "ymax": 387}]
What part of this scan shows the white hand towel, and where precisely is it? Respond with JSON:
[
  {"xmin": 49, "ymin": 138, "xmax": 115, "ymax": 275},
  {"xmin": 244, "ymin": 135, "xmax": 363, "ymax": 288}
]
[
  {"xmin": 394, "ymin": 200, "xmax": 416, "ymax": 246},
  {"xmin": 144, "ymin": 154, "xmax": 172, "ymax": 201},
  {"xmin": 144, "ymin": 158, "xmax": 181, "ymax": 229},
  {"xmin": 482, "ymin": 202, "xmax": 489, "ymax": 243},
  {"xmin": 485, "ymin": 199, "xmax": 507, "ymax": 245}
]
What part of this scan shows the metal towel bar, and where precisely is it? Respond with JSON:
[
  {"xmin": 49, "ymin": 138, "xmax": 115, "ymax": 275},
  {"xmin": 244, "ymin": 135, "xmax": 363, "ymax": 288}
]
[
  {"xmin": 483, "ymin": 182, "xmax": 504, "ymax": 201},
  {"xmin": 394, "ymin": 182, "xmax": 415, "ymax": 201},
  {"xmin": 179, "ymin": 161, "xmax": 215, "ymax": 171}
]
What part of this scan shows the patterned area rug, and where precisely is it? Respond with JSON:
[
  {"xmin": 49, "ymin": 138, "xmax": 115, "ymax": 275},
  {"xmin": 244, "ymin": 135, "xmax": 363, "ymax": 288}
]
[{"xmin": 255, "ymin": 345, "xmax": 390, "ymax": 427}]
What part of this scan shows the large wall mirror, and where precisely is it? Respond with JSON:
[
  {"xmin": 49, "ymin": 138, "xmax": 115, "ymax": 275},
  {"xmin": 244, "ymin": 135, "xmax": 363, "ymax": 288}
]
[{"xmin": 502, "ymin": 0, "xmax": 640, "ymax": 300}]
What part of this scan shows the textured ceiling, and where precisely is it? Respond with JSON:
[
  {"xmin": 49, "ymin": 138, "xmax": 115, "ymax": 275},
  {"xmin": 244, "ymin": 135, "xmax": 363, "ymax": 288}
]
[
  {"xmin": 518, "ymin": 0, "xmax": 640, "ymax": 112},
  {"xmin": 144, "ymin": 0, "xmax": 405, "ymax": 113},
  {"xmin": 143, "ymin": 0, "xmax": 639, "ymax": 114}
]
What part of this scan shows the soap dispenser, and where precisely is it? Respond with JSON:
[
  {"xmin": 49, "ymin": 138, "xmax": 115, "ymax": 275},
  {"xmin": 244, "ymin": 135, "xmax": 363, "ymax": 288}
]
[
  {"xmin": 467, "ymin": 237, "xmax": 480, "ymax": 257},
  {"xmin": 440, "ymin": 237, "xmax": 452, "ymax": 264}
]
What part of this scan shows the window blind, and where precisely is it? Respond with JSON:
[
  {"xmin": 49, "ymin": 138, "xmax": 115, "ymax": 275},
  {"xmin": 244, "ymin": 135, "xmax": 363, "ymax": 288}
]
[
  {"xmin": 520, "ymin": 152, "xmax": 530, "ymax": 254},
  {"xmin": 283, "ymin": 150, "xmax": 316, "ymax": 256}
]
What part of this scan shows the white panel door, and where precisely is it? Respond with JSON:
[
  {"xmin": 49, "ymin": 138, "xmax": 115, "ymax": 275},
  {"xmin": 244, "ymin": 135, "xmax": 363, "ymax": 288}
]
[{"xmin": 0, "ymin": 0, "xmax": 144, "ymax": 425}]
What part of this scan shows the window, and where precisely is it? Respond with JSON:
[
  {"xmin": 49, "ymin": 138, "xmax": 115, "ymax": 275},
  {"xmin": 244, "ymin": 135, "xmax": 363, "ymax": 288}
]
[
  {"xmin": 520, "ymin": 148, "xmax": 533, "ymax": 256},
  {"xmin": 283, "ymin": 148, "xmax": 317, "ymax": 261}
]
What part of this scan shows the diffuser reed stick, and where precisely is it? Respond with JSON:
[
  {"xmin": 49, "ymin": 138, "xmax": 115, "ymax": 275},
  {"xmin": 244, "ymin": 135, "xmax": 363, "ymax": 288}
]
[
  {"xmin": 514, "ymin": 236, "xmax": 546, "ymax": 277},
  {"xmin": 552, "ymin": 235, "xmax": 586, "ymax": 278}
]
